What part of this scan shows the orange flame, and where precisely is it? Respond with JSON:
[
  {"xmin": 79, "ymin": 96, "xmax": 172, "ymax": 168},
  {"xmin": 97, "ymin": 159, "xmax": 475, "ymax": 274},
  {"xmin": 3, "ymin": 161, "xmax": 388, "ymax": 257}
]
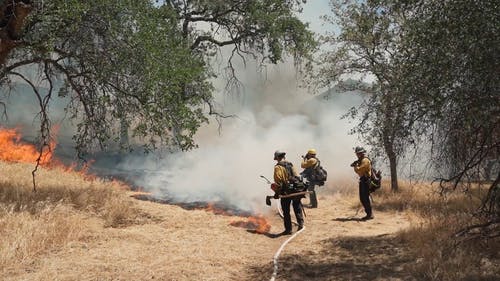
[
  {"xmin": 58, "ymin": 160, "xmax": 97, "ymax": 181},
  {"xmin": 230, "ymin": 215, "xmax": 271, "ymax": 234},
  {"xmin": 0, "ymin": 127, "xmax": 97, "ymax": 180},
  {"xmin": 0, "ymin": 128, "xmax": 55, "ymax": 165},
  {"xmin": 201, "ymin": 202, "xmax": 272, "ymax": 234}
]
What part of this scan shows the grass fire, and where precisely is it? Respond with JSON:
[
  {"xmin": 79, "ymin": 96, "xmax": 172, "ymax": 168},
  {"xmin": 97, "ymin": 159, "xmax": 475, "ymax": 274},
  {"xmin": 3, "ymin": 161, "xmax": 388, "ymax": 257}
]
[
  {"xmin": 230, "ymin": 215, "xmax": 271, "ymax": 234},
  {"xmin": 1, "ymin": 0, "xmax": 498, "ymax": 280},
  {"xmin": 0, "ymin": 119, "xmax": 498, "ymax": 281},
  {"xmin": 0, "ymin": 127, "xmax": 55, "ymax": 165},
  {"xmin": 132, "ymin": 193, "xmax": 273, "ymax": 234}
]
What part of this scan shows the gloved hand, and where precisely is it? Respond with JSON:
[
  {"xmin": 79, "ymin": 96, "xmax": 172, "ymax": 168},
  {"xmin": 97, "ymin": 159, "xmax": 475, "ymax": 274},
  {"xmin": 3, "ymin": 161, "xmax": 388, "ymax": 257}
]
[
  {"xmin": 350, "ymin": 160, "xmax": 358, "ymax": 167},
  {"xmin": 273, "ymin": 193, "xmax": 280, "ymax": 199}
]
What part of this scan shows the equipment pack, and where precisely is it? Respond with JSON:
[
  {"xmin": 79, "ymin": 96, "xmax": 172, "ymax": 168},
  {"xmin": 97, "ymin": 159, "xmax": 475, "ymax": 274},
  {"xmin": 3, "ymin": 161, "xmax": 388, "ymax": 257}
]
[
  {"xmin": 311, "ymin": 160, "xmax": 327, "ymax": 185},
  {"xmin": 276, "ymin": 161, "xmax": 306, "ymax": 194},
  {"xmin": 367, "ymin": 158, "xmax": 382, "ymax": 192}
]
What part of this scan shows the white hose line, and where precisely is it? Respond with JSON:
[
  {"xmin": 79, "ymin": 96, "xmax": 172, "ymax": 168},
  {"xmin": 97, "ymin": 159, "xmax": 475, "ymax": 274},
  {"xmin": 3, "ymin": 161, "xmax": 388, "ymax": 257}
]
[
  {"xmin": 269, "ymin": 225, "xmax": 305, "ymax": 281},
  {"xmin": 269, "ymin": 199, "xmax": 304, "ymax": 281}
]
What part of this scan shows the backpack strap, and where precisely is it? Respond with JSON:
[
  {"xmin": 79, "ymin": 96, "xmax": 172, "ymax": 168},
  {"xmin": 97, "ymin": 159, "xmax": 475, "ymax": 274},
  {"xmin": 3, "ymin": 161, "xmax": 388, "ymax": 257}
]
[
  {"xmin": 277, "ymin": 161, "xmax": 299, "ymax": 183},
  {"xmin": 276, "ymin": 161, "xmax": 291, "ymax": 178}
]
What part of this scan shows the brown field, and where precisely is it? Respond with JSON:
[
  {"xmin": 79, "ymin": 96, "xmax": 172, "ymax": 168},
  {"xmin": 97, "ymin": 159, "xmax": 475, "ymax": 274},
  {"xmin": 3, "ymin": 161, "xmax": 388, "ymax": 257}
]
[{"xmin": 1, "ymin": 162, "xmax": 498, "ymax": 281}]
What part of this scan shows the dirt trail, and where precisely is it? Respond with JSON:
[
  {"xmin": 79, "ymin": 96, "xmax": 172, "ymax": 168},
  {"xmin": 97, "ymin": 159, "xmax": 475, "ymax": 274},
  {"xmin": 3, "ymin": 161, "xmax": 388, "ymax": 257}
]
[
  {"xmin": 7, "ymin": 192, "xmax": 413, "ymax": 281},
  {"xmin": 265, "ymin": 194, "xmax": 414, "ymax": 281}
]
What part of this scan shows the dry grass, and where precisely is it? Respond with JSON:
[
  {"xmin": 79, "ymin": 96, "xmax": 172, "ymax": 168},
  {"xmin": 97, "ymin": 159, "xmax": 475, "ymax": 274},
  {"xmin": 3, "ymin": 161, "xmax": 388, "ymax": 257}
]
[
  {"xmin": 2, "ymin": 160, "xmax": 497, "ymax": 280},
  {"xmin": 371, "ymin": 180, "xmax": 485, "ymax": 215},
  {"xmin": 0, "ymin": 162, "xmax": 137, "ymax": 226},
  {"xmin": 0, "ymin": 204, "xmax": 85, "ymax": 274},
  {"xmin": 0, "ymin": 161, "xmax": 139, "ymax": 274},
  {"xmin": 372, "ymin": 181, "xmax": 500, "ymax": 281}
]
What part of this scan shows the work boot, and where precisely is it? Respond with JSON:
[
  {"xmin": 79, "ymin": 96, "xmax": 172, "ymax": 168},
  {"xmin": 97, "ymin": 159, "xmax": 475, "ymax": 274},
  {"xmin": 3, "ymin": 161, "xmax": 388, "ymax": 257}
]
[
  {"xmin": 361, "ymin": 215, "xmax": 374, "ymax": 221},
  {"xmin": 281, "ymin": 230, "xmax": 292, "ymax": 235}
]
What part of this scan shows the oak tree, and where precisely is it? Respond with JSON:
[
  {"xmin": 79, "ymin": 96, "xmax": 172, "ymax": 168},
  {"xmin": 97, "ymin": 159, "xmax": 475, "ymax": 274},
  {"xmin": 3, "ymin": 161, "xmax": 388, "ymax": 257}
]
[{"xmin": 0, "ymin": 0, "xmax": 315, "ymax": 156}]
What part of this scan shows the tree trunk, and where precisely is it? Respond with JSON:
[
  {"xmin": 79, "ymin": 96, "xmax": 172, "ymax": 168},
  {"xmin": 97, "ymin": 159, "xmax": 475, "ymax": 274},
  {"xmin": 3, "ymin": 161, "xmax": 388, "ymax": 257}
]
[
  {"xmin": 383, "ymin": 134, "xmax": 399, "ymax": 192},
  {"xmin": 387, "ymin": 148, "xmax": 399, "ymax": 192},
  {"xmin": 119, "ymin": 117, "xmax": 129, "ymax": 149},
  {"xmin": 0, "ymin": 37, "xmax": 16, "ymax": 65},
  {"xmin": 482, "ymin": 171, "xmax": 500, "ymax": 218},
  {"xmin": 0, "ymin": 1, "xmax": 32, "ymax": 65}
]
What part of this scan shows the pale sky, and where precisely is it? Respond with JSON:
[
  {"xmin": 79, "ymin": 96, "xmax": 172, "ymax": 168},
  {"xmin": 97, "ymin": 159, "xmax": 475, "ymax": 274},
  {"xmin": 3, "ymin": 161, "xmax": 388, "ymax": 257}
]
[{"xmin": 300, "ymin": 1, "xmax": 334, "ymax": 35}]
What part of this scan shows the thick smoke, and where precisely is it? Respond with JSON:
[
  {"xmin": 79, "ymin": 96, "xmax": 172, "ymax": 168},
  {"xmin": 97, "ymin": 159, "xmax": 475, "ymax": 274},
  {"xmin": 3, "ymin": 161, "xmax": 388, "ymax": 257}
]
[
  {"xmin": 0, "ymin": 3, "xmax": 366, "ymax": 213},
  {"xmin": 118, "ymin": 63, "xmax": 363, "ymax": 213},
  {"xmin": 1, "ymin": 62, "xmax": 364, "ymax": 214}
]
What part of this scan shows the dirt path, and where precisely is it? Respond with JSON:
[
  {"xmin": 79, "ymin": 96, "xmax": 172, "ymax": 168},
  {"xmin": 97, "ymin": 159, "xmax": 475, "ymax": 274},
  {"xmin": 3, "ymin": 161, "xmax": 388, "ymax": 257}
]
[
  {"xmin": 7, "ymin": 192, "xmax": 413, "ymax": 281},
  {"xmin": 263, "ymin": 194, "xmax": 414, "ymax": 281}
]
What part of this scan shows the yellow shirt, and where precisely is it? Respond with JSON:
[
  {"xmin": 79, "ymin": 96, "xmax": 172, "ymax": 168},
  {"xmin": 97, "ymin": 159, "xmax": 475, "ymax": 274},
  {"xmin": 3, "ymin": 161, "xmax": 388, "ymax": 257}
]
[
  {"xmin": 274, "ymin": 161, "xmax": 298, "ymax": 186},
  {"xmin": 301, "ymin": 157, "xmax": 318, "ymax": 169},
  {"xmin": 354, "ymin": 157, "xmax": 372, "ymax": 177}
]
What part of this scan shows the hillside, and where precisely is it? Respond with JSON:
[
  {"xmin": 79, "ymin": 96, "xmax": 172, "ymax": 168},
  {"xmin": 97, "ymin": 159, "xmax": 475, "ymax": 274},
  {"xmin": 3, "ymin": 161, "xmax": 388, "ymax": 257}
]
[{"xmin": 1, "ymin": 162, "xmax": 498, "ymax": 281}]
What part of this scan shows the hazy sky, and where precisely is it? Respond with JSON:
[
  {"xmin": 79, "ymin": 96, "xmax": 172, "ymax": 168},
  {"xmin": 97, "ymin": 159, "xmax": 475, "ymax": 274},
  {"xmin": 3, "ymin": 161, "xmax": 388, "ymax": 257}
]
[{"xmin": 300, "ymin": 1, "xmax": 333, "ymax": 34}]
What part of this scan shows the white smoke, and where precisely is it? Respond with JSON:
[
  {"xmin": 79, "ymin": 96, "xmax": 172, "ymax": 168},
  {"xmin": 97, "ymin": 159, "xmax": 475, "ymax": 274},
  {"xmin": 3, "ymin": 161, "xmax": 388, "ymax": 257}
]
[
  {"xmin": 119, "ymin": 63, "xmax": 364, "ymax": 213},
  {"xmin": 1, "ymin": 58, "xmax": 364, "ymax": 214}
]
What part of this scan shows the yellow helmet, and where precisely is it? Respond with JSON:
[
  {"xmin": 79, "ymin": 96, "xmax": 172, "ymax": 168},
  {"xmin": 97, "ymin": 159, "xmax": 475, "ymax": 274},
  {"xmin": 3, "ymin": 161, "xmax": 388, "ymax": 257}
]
[{"xmin": 307, "ymin": 148, "xmax": 317, "ymax": 155}]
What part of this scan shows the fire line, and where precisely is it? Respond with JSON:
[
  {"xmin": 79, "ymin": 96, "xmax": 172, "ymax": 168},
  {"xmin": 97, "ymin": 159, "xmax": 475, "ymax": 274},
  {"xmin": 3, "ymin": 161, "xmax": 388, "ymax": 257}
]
[{"xmin": 0, "ymin": 127, "xmax": 55, "ymax": 165}]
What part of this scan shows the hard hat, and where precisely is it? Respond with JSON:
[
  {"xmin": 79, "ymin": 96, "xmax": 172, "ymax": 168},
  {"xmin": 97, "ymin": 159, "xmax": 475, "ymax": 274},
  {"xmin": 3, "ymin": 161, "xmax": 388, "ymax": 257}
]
[
  {"xmin": 307, "ymin": 148, "xmax": 317, "ymax": 155},
  {"xmin": 355, "ymin": 146, "xmax": 366, "ymax": 154},
  {"xmin": 274, "ymin": 150, "xmax": 286, "ymax": 160}
]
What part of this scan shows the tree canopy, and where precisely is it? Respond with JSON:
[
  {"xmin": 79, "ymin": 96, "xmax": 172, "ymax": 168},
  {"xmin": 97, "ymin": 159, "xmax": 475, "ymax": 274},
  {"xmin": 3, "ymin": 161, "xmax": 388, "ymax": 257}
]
[
  {"xmin": 318, "ymin": 0, "xmax": 499, "ymax": 220},
  {"xmin": 0, "ymin": 0, "xmax": 316, "ymax": 159},
  {"xmin": 318, "ymin": 0, "xmax": 420, "ymax": 191},
  {"xmin": 400, "ymin": 0, "xmax": 499, "ymax": 219}
]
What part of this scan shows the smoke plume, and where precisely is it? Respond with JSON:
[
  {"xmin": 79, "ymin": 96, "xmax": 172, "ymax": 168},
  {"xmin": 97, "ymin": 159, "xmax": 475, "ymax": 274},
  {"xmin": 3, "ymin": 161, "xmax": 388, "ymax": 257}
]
[
  {"xmin": 117, "ymin": 64, "xmax": 363, "ymax": 213},
  {"xmin": 1, "ymin": 62, "xmax": 364, "ymax": 214}
]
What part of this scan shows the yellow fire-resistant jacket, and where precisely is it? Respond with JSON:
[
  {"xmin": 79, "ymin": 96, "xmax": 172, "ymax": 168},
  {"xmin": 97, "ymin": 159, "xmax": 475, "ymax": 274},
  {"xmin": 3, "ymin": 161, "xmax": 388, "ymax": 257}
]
[
  {"xmin": 274, "ymin": 160, "xmax": 298, "ymax": 186},
  {"xmin": 354, "ymin": 157, "xmax": 372, "ymax": 178},
  {"xmin": 301, "ymin": 157, "xmax": 318, "ymax": 169}
]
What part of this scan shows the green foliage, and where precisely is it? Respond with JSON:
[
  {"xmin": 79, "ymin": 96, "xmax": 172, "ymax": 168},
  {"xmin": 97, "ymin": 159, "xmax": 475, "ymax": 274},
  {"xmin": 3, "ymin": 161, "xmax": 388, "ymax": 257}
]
[
  {"xmin": 318, "ymin": 0, "xmax": 420, "ymax": 191},
  {"xmin": 399, "ymin": 0, "xmax": 499, "ymax": 180},
  {"xmin": 399, "ymin": 0, "xmax": 500, "ymax": 216},
  {"xmin": 170, "ymin": 0, "xmax": 317, "ymax": 64},
  {"xmin": 0, "ymin": 0, "xmax": 315, "ymax": 155},
  {"xmin": 320, "ymin": 0, "xmax": 499, "ymax": 215}
]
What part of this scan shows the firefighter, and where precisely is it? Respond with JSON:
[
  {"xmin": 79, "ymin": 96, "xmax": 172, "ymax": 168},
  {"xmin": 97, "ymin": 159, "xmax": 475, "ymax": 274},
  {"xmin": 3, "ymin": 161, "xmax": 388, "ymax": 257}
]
[
  {"xmin": 351, "ymin": 146, "xmax": 374, "ymax": 220},
  {"xmin": 300, "ymin": 148, "xmax": 320, "ymax": 208},
  {"xmin": 273, "ymin": 150, "xmax": 304, "ymax": 234}
]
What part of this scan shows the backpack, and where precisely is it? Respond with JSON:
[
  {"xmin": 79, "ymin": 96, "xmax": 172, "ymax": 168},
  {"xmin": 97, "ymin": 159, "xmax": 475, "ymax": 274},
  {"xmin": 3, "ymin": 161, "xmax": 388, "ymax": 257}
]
[
  {"xmin": 276, "ymin": 161, "xmax": 306, "ymax": 194},
  {"xmin": 366, "ymin": 158, "xmax": 382, "ymax": 192},
  {"xmin": 311, "ymin": 160, "xmax": 327, "ymax": 185}
]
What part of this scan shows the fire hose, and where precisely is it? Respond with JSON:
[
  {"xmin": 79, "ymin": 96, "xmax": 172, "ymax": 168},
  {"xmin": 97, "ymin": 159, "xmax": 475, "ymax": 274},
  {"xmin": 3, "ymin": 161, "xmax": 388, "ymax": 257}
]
[
  {"xmin": 260, "ymin": 175, "xmax": 308, "ymax": 281},
  {"xmin": 270, "ymin": 221, "xmax": 305, "ymax": 281}
]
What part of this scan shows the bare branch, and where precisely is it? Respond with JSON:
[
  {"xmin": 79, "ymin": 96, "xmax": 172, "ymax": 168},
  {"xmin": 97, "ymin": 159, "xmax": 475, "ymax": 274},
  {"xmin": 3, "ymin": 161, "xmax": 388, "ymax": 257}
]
[{"xmin": 8, "ymin": 69, "xmax": 53, "ymax": 192}]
